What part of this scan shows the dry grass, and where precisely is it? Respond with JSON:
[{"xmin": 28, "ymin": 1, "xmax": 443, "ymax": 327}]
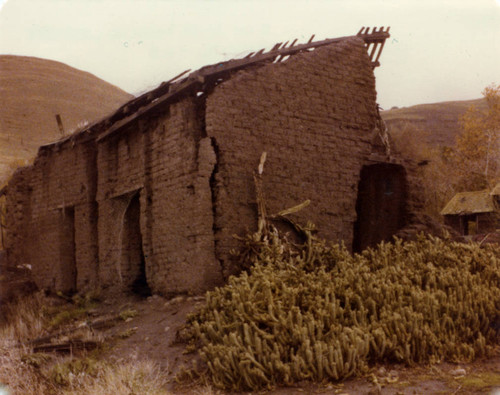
[
  {"xmin": 0, "ymin": 293, "xmax": 47, "ymax": 393},
  {"xmin": 0, "ymin": 339, "xmax": 51, "ymax": 394},
  {"xmin": 0, "ymin": 293, "xmax": 58, "ymax": 393},
  {"xmin": 50, "ymin": 357, "xmax": 171, "ymax": 395},
  {"xmin": 0, "ymin": 343, "xmax": 173, "ymax": 395},
  {"xmin": 1, "ymin": 291, "xmax": 48, "ymax": 342},
  {"xmin": 0, "ymin": 293, "xmax": 176, "ymax": 395}
]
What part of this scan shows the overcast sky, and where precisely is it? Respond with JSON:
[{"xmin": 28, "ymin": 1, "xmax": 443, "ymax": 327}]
[{"xmin": 0, "ymin": 0, "xmax": 499, "ymax": 109}]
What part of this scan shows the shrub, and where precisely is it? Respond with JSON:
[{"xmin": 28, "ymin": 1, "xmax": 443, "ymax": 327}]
[{"xmin": 184, "ymin": 226, "xmax": 500, "ymax": 391}]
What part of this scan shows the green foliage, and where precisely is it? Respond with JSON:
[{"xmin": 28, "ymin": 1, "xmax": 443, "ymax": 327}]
[{"xmin": 184, "ymin": 226, "xmax": 500, "ymax": 391}]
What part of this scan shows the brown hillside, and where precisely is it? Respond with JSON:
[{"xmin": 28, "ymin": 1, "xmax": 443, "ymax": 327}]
[
  {"xmin": 0, "ymin": 55, "xmax": 133, "ymax": 184},
  {"xmin": 382, "ymin": 98, "xmax": 487, "ymax": 147}
]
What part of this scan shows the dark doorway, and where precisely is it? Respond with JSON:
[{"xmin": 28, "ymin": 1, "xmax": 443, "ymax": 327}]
[
  {"xmin": 121, "ymin": 193, "xmax": 150, "ymax": 296},
  {"xmin": 59, "ymin": 207, "xmax": 76, "ymax": 293},
  {"xmin": 461, "ymin": 214, "xmax": 477, "ymax": 235},
  {"xmin": 353, "ymin": 164, "xmax": 407, "ymax": 252}
]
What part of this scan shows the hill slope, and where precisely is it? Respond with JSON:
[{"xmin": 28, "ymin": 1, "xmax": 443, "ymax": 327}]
[
  {"xmin": 0, "ymin": 55, "xmax": 133, "ymax": 184},
  {"xmin": 382, "ymin": 98, "xmax": 487, "ymax": 147}
]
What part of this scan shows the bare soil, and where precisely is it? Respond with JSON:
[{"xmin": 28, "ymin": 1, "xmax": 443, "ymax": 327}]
[{"xmin": 93, "ymin": 292, "xmax": 500, "ymax": 394}]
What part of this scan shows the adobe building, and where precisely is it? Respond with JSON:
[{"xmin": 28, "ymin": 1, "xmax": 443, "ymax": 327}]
[{"xmin": 2, "ymin": 27, "xmax": 416, "ymax": 296}]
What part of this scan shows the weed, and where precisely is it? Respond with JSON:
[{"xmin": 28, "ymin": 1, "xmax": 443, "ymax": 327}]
[
  {"xmin": 118, "ymin": 327, "xmax": 137, "ymax": 339},
  {"xmin": 43, "ymin": 290, "xmax": 101, "ymax": 329},
  {"xmin": 47, "ymin": 356, "xmax": 101, "ymax": 387},
  {"xmin": 119, "ymin": 309, "xmax": 138, "ymax": 321},
  {"xmin": 0, "ymin": 340, "xmax": 52, "ymax": 394},
  {"xmin": 49, "ymin": 308, "xmax": 88, "ymax": 329},
  {"xmin": 59, "ymin": 358, "xmax": 171, "ymax": 395},
  {"xmin": 0, "ymin": 290, "xmax": 175, "ymax": 395},
  {"xmin": 21, "ymin": 352, "xmax": 52, "ymax": 368},
  {"xmin": 1, "ymin": 291, "xmax": 48, "ymax": 341},
  {"xmin": 72, "ymin": 290, "xmax": 101, "ymax": 308}
]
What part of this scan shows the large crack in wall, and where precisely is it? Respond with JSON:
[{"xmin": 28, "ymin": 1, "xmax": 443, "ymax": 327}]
[
  {"xmin": 208, "ymin": 136, "xmax": 224, "ymax": 278},
  {"xmin": 194, "ymin": 91, "xmax": 225, "ymax": 283}
]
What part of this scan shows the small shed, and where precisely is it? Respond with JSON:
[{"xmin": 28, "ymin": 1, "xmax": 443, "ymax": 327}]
[{"xmin": 441, "ymin": 188, "xmax": 499, "ymax": 235}]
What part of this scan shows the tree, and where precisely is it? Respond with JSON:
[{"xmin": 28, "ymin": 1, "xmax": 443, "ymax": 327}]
[
  {"xmin": 452, "ymin": 83, "xmax": 500, "ymax": 190},
  {"xmin": 390, "ymin": 84, "xmax": 500, "ymax": 221}
]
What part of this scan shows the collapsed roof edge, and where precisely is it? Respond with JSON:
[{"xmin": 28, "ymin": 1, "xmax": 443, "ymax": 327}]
[{"xmin": 38, "ymin": 26, "xmax": 390, "ymax": 153}]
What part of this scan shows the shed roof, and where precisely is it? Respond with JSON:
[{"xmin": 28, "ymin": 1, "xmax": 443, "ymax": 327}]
[{"xmin": 441, "ymin": 189, "xmax": 497, "ymax": 216}]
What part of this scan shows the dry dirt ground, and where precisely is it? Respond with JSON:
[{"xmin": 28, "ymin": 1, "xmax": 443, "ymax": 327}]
[{"xmin": 92, "ymin": 292, "xmax": 500, "ymax": 395}]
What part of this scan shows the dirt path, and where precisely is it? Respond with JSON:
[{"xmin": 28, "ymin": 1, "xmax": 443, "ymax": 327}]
[{"xmin": 96, "ymin": 293, "xmax": 500, "ymax": 394}]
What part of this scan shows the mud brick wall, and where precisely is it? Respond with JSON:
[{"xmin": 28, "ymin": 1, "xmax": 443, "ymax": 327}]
[
  {"xmin": 144, "ymin": 99, "xmax": 222, "ymax": 294},
  {"xmin": 96, "ymin": 120, "xmax": 145, "ymax": 201},
  {"xmin": 206, "ymin": 37, "xmax": 378, "ymax": 276},
  {"xmin": 96, "ymin": 121, "xmax": 147, "ymax": 290},
  {"xmin": 11, "ymin": 140, "xmax": 98, "ymax": 292},
  {"xmin": 97, "ymin": 99, "xmax": 222, "ymax": 295},
  {"xmin": 399, "ymin": 159, "xmax": 425, "ymax": 221},
  {"xmin": 3, "ymin": 167, "xmax": 32, "ymax": 270}
]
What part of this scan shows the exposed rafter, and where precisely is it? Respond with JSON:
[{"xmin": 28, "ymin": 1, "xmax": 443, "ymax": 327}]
[
  {"xmin": 41, "ymin": 27, "xmax": 391, "ymax": 148},
  {"xmin": 357, "ymin": 26, "xmax": 391, "ymax": 67}
]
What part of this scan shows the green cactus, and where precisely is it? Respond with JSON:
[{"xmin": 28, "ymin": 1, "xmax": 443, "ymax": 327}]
[{"xmin": 181, "ymin": 220, "xmax": 500, "ymax": 391}]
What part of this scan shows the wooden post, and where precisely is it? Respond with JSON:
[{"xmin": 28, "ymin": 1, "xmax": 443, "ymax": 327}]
[{"xmin": 55, "ymin": 114, "xmax": 65, "ymax": 135}]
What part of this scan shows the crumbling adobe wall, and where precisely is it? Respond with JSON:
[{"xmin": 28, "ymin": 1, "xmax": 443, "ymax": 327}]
[
  {"xmin": 3, "ymin": 166, "xmax": 32, "ymax": 270},
  {"xmin": 96, "ymin": 120, "xmax": 147, "ymax": 290},
  {"xmin": 206, "ymin": 37, "xmax": 378, "ymax": 277},
  {"xmin": 145, "ymin": 99, "xmax": 222, "ymax": 295},
  {"xmin": 6, "ymin": 140, "xmax": 99, "ymax": 292},
  {"xmin": 96, "ymin": 98, "xmax": 222, "ymax": 295}
]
